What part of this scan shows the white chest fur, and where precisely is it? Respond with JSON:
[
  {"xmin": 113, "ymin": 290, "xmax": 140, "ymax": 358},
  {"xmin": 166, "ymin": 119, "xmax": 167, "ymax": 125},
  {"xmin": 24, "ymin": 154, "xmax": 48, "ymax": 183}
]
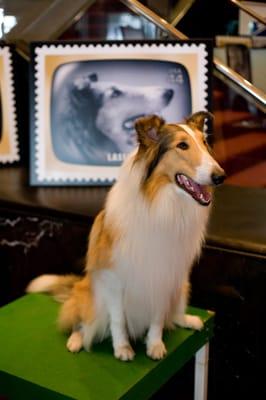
[{"xmin": 104, "ymin": 159, "xmax": 210, "ymax": 338}]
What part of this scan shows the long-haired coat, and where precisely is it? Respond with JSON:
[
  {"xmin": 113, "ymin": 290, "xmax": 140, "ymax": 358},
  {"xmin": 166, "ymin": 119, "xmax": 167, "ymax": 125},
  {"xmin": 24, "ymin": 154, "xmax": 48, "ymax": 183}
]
[{"xmin": 27, "ymin": 112, "xmax": 225, "ymax": 361}]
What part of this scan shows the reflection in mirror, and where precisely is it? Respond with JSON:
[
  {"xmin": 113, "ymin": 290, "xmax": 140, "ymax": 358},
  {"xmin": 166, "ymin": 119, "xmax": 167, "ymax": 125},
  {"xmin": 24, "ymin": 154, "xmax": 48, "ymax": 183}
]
[
  {"xmin": 59, "ymin": 0, "xmax": 161, "ymax": 41},
  {"xmin": 213, "ymin": 76, "xmax": 266, "ymax": 188}
]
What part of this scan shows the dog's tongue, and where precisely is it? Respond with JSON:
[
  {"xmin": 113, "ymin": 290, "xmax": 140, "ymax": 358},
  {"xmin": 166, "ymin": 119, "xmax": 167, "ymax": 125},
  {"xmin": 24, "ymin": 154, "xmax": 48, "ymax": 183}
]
[{"xmin": 176, "ymin": 174, "xmax": 211, "ymax": 206}]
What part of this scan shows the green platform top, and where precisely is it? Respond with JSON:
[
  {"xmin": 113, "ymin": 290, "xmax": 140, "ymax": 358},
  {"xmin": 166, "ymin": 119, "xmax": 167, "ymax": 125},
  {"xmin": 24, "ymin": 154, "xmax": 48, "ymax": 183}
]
[{"xmin": 0, "ymin": 294, "xmax": 214, "ymax": 400}]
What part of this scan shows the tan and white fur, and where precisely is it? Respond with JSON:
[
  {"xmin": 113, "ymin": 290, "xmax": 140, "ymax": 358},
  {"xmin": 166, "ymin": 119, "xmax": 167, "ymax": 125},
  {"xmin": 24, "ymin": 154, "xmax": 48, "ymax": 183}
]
[{"xmin": 27, "ymin": 112, "xmax": 225, "ymax": 361}]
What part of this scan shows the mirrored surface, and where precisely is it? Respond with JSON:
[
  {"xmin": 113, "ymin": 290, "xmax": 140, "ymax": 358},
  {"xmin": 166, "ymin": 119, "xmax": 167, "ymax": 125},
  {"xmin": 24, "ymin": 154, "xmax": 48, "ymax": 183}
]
[{"xmin": 213, "ymin": 76, "xmax": 266, "ymax": 188}]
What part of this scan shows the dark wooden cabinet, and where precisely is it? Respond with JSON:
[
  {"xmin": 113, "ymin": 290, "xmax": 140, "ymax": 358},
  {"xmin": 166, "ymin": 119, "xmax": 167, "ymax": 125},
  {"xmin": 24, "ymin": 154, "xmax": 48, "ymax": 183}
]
[
  {"xmin": 0, "ymin": 207, "xmax": 90, "ymax": 306},
  {"xmin": 1, "ymin": 167, "xmax": 266, "ymax": 399}
]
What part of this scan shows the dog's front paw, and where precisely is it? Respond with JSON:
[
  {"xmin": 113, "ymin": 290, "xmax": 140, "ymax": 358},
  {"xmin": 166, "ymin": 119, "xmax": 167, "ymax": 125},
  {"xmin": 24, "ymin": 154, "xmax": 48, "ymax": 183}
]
[
  {"xmin": 66, "ymin": 331, "xmax": 83, "ymax": 353},
  {"xmin": 115, "ymin": 344, "xmax": 135, "ymax": 361},
  {"xmin": 147, "ymin": 340, "xmax": 167, "ymax": 360},
  {"xmin": 174, "ymin": 314, "xmax": 203, "ymax": 331}
]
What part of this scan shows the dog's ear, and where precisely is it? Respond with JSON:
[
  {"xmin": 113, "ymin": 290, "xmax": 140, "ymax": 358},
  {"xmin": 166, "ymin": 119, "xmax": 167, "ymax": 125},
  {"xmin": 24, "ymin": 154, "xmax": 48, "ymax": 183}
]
[
  {"xmin": 186, "ymin": 111, "xmax": 213, "ymax": 132},
  {"xmin": 135, "ymin": 115, "xmax": 165, "ymax": 147}
]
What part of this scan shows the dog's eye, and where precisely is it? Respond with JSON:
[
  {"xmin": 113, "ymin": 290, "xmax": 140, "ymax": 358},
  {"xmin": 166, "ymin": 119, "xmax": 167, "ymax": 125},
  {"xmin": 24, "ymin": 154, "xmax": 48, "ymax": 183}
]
[
  {"xmin": 110, "ymin": 88, "xmax": 123, "ymax": 98},
  {"xmin": 177, "ymin": 142, "xmax": 189, "ymax": 150}
]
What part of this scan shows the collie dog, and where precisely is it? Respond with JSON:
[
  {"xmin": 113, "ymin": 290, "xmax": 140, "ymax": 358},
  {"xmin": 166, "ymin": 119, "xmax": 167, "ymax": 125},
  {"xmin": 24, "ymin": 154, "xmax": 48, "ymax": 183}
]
[{"xmin": 27, "ymin": 112, "xmax": 225, "ymax": 361}]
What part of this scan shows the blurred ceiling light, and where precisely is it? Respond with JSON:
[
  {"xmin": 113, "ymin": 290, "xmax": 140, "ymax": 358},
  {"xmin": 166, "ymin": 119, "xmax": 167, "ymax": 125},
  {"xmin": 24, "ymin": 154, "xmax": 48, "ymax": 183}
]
[{"xmin": 0, "ymin": 8, "xmax": 17, "ymax": 39}]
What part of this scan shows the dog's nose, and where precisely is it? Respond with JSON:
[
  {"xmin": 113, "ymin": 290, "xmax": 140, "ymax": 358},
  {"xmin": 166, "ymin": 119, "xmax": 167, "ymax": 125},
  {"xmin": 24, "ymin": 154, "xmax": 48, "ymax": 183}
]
[
  {"xmin": 211, "ymin": 172, "xmax": 226, "ymax": 186},
  {"xmin": 163, "ymin": 89, "xmax": 174, "ymax": 103}
]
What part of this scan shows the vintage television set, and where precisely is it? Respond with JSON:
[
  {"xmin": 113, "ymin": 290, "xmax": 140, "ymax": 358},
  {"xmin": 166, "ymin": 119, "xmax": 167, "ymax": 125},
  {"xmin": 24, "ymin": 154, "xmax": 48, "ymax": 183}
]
[{"xmin": 30, "ymin": 41, "xmax": 211, "ymax": 186}]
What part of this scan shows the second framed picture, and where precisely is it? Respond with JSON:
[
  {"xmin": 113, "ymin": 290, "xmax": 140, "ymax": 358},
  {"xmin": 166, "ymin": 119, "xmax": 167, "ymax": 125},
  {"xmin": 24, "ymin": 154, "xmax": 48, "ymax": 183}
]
[
  {"xmin": 0, "ymin": 44, "xmax": 19, "ymax": 164},
  {"xmin": 30, "ymin": 40, "xmax": 211, "ymax": 185}
]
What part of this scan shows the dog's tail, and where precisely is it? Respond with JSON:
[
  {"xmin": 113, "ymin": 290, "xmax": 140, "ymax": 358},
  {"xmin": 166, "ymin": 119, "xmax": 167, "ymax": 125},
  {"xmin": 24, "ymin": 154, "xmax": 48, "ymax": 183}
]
[{"xmin": 26, "ymin": 274, "xmax": 81, "ymax": 303}]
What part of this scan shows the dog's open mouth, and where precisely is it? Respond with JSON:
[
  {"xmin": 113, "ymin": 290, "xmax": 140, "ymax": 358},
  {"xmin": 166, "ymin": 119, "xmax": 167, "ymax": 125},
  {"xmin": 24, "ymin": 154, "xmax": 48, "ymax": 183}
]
[
  {"xmin": 123, "ymin": 114, "xmax": 145, "ymax": 132},
  {"xmin": 175, "ymin": 174, "xmax": 212, "ymax": 206}
]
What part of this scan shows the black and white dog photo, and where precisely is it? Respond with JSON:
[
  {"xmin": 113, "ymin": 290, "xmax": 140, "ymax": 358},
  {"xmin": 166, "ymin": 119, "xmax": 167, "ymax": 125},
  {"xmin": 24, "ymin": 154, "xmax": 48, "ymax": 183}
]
[{"xmin": 51, "ymin": 60, "xmax": 191, "ymax": 166}]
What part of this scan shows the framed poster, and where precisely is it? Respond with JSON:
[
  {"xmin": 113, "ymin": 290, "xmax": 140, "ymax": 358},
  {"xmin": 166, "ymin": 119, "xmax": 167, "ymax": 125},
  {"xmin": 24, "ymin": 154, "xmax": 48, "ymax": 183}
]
[
  {"xmin": 0, "ymin": 44, "xmax": 19, "ymax": 164},
  {"xmin": 30, "ymin": 40, "xmax": 211, "ymax": 185}
]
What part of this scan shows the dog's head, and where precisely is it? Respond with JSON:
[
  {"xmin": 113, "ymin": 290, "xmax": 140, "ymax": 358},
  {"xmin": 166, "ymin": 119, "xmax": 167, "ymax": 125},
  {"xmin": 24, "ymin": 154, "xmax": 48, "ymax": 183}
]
[{"xmin": 134, "ymin": 112, "xmax": 225, "ymax": 206}]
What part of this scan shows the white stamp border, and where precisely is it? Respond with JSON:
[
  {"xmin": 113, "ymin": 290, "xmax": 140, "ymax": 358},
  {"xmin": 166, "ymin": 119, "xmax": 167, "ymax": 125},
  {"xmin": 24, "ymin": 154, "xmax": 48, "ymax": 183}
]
[
  {"xmin": 32, "ymin": 42, "xmax": 209, "ymax": 185},
  {"xmin": 0, "ymin": 46, "xmax": 19, "ymax": 163}
]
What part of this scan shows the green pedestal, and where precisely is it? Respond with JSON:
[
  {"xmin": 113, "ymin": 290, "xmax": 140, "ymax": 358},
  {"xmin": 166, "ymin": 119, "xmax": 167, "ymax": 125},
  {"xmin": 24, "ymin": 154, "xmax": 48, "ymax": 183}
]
[{"xmin": 0, "ymin": 294, "xmax": 214, "ymax": 400}]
